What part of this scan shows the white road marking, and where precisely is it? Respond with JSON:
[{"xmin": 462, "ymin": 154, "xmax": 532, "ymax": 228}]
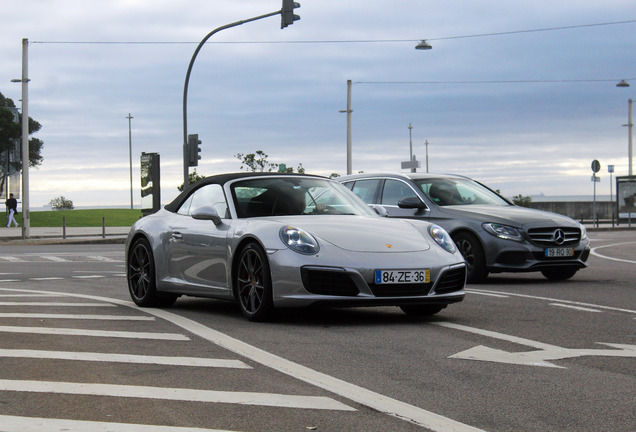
[
  {"xmin": 0, "ymin": 313, "xmax": 155, "ymax": 320},
  {"xmin": 38, "ymin": 255, "xmax": 70, "ymax": 262},
  {"xmin": 590, "ymin": 241, "xmax": 636, "ymax": 264},
  {"xmin": 466, "ymin": 290, "xmax": 509, "ymax": 298},
  {"xmin": 87, "ymin": 255, "xmax": 120, "ymax": 262},
  {"xmin": 435, "ymin": 322, "xmax": 636, "ymax": 368},
  {"xmin": 0, "ymin": 415, "xmax": 237, "ymax": 432},
  {"xmin": 0, "ymin": 379, "xmax": 355, "ymax": 411},
  {"xmin": 72, "ymin": 275, "xmax": 105, "ymax": 279},
  {"xmin": 0, "ymin": 257, "xmax": 24, "ymax": 262},
  {"xmin": 0, "ymin": 293, "xmax": 62, "ymax": 298},
  {"xmin": 29, "ymin": 277, "xmax": 64, "ymax": 281},
  {"xmin": 0, "ymin": 326, "xmax": 189, "ymax": 340},
  {"xmin": 549, "ymin": 303, "xmax": 602, "ymax": 313},
  {"xmin": 467, "ymin": 288, "xmax": 636, "ymax": 316},
  {"xmin": 0, "ymin": 302, "xmax": 115, "ymax": 307},
  {"xmin": 0, "ymin": 287, "xmax": 485, "ymax": 432},
  {"xmin": 0, "ymin": 349, "xmax": 251, "ymax": 369}
]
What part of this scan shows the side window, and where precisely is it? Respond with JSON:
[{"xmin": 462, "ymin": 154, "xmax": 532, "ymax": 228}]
[
  {"xmin": 381, "ymin": 179, "xmax": 418, "ymax": 206},
  {"xmin": 176, "ymin": 194, "xmax": 193, "ymax": 215},
  {"xmin": 350, "ymin": 179, "xmax": 381, "ymax": 204},
  {"xmin": 179, "ymin": 184, "xmax": 229, "ymax": 218}
]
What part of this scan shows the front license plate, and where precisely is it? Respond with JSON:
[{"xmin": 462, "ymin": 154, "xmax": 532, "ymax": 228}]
[
  {"xmin": 375, "ymin": 269, "xmax": 430, "ymax": 284},
  {"xmin": 544, "ymin": 247, "xmax": 574, "ymax": 257}
]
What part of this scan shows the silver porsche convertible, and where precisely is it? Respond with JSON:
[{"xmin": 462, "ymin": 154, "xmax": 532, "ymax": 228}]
[{"xmin": 126, "ymin": 173, "xmax": 466, "ymax": 321}]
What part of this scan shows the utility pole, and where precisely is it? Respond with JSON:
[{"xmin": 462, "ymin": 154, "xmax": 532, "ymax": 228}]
[
  {"xmin": 127, "ymin": 113, "xmax": 134, "ymax": 209},
  {"xmin": 10, "ymin": 39, "xmax": 30, "ymax": 238}
]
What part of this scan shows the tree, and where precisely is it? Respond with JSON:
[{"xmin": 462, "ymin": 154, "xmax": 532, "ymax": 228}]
[
  {"xmin": 50, "ymin": 196, "xmax": 74, "ymax": 210},
  {"xmin": 0, "ymin": 91, "xmax": 44, "ymax": 169},
  {"xmin": 178, "ymin": 169, "xmax": 205, "ymax": 192},
  {"xmin": 512, "ymin": 194, "xmax": 532, "ymax": 207},
  {"xmin": 235, "ymin": 150, "xmax": 278, "ymax": 172}
]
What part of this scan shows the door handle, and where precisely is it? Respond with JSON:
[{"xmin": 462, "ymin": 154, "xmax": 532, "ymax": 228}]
[{"xmin": 171, "ymin": 232, "xmax": 183, "ymax": 240}]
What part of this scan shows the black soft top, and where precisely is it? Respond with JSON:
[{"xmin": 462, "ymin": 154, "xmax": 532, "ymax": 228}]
[{"xmin": 164, "ymin": 172, "xmax": 325, "ymax": 213}]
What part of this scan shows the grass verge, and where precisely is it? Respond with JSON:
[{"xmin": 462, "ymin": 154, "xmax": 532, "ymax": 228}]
[{"xmin": 9, "ymin": 209, "xmax": 142, "ymax": 227}]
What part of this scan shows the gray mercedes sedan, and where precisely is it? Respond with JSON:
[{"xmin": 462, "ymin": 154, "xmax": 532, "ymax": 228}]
[
  {"xmin": 126, "ymin": 173, "xmax": 466, "ymax": 321},
  {"xmin": 339, "ymin": 172, "xmax": 590, "ymax": 283}
]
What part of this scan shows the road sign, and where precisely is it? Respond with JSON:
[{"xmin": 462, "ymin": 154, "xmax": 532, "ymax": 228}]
[
  {"xmin": 591, "ymin": 159, "xmax": 601, "ymax": 173},
  {"xmin": 401, "ymin": 160, "xmax": 420, "ymax": 169}
]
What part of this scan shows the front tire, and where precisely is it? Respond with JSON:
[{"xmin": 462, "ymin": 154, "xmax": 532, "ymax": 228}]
[
  {"xmin": 400, "ymin": 305, "xmax": 444, "ymax": 316},
  {"xmin": 452, "ymin": 232, "xmax": 488, "ymax": 283},
  {"xmin": 127, "ymin": 238, "xmax": 177, "ymax": 307},
  {"xmin": 235, "ymin": 243, "xmax": 274, "ymax": 321},
  {"xmin": 541, "ymin": 267, "xmax": 578, "ymax": 281}
]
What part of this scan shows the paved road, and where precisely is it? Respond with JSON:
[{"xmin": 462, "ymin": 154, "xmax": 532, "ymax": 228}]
[{"xmin": 0, "ymin": 231, "xmax": 634, "ymax": 431}]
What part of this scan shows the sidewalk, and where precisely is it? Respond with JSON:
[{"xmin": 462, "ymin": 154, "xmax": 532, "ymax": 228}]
[{"xmin": 0, "ymin": 226, "xmax": 130, "ymax": 245}]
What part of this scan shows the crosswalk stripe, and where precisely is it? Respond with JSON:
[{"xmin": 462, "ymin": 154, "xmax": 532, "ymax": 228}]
[
  {"xmin": 38, "ymin": 255, "xmax": 70, "ymax": 262},
  {"xmin": 87, "ymin": 255, "xmax": 120, "ymax": 262},
  {"xmin": 0, "ymin": 326, "xmax": 189, "ymax": 340},
  {"xmin": 0, "ymin": 414, "xmax": 237, "ymax": 432},
  {"xmin": 0, "ymin": 257, "xmax": 24, "ymax": 262},
  {"xmin": 0, "ymin": 349, "xmax": 251, "ymax": 369},
  {"xmin": 0, "ymin": 302, "xmax": 116, "ymax": 307},
  {"xmin": 0, "ymin": 313, "xmax": 154, "ymax": 320},
  {"xmin": 0, "ymin": 379, "xmax": 355, "ymax": 411}
]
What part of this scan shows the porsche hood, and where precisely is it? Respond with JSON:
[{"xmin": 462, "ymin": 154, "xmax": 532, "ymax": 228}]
[{"xmin": 272, "ymin": 216, "xmax": 432, "ymax": 253}]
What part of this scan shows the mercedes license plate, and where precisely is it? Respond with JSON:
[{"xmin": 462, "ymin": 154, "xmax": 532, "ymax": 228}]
[
  {"xmin": 544, "ymin": 247, "xmax": 574, "ymax": 258},
  {"xmin": 375, "ymin": 269, "xmax": 430, "ymax": 284}
]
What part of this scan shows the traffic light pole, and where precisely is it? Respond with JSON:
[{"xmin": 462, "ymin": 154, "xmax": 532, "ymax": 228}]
[{"xmin": 182, "ymin": 10, "xmax": 285, "ymax": 187}]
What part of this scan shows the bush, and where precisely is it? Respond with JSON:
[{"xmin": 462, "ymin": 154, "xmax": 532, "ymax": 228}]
[{"xmin": 50, "ymin": 196, "xmax": 74, "ymax": 211}]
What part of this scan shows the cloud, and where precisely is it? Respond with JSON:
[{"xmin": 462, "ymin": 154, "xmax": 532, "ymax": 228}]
[{"xmin": 1, "ymin": 1, "xmax": 635, "ymax": 207}]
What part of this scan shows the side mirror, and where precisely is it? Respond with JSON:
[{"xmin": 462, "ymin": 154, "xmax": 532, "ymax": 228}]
[
  {"xmin": 191, "ymin": 206, "xmax": 222, "ymax": 225},
  {"xmin": 398, "ymin": 196, "xmax": 427, "ymax": 210},
  {"xmin": 369, "ymin": 204, "xmax": 388, "ymax": 217}
]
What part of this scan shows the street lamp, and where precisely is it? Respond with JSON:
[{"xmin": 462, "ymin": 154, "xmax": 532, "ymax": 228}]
[
  {"xmin": 415, "ymin": 40, "xmax": 432, "ymax": 50},
  {"xmin": 10, "ymin": 38, "xmax": 30, "ymax": 239}
]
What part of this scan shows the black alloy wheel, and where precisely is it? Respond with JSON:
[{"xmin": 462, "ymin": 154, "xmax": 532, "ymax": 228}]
[
  {"xmin": 452, "ymin": 232, "xmax": 488, "ymax": 284},
  {"xmin": 127, "ymin": 238, "xmax": 177, "ymax": 307},
  {"xmin": 236, "ymin": 242, "xmax": 274, "ymax": 321}
]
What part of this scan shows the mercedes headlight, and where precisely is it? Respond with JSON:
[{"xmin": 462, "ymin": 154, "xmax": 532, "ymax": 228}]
[
  {"xmin": 428, "ymin": 224, "xmax": 456, "ymax": 254},
  {"xmin": 483, "ymin": 223, "xmax": 523, "ymax": 242},
  {"xmin": 280, "ymin": 225, "xmax": 320, "ymax": 255}
]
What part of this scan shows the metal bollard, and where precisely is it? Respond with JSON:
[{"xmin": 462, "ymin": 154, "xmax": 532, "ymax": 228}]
[
  {"xmin": 102, "ymin": 217, "xmax": 106, "ymax": 238},
  {"xmin": 62, "ymin": 216, "xmax": 66, "ymax": 239}
]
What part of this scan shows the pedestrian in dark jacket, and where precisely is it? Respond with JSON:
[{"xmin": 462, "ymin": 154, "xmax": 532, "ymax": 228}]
[{"xmin": 6, "ymin": 193, "xmax": 18, "ymax": 227}]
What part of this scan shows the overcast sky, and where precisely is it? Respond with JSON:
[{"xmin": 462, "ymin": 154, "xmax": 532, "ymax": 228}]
[{"xmin": 2, "ymin": 1, "xmax": 635, "ymax": 208}]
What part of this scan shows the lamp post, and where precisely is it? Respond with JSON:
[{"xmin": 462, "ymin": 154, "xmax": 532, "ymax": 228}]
[
  {"xmin": 339, "ymin": 80, "xmax": 353, "ymax": 175},
  {"xmin": 617, "ymin": 80, "xmax": 632, "ymax": 176},
  {"xmin": 10, "ymin": 38, "xmax": 29, "ymax": 239},
  {"xmin": 126, "ymin": 113, "xmax": 134, "ymax": 209},
  {"xmin": 626, "ymin": 98, "xmax": 633, "ymax": 176}
]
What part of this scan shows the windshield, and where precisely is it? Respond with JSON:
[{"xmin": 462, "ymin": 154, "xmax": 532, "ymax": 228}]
[
  {"xmin": 231, "ymin": 177, "xmax": 376, "ymax": 218},
  {"xmin": 415, "ymin": 177, "xmax": 510, "ymax": 207}
]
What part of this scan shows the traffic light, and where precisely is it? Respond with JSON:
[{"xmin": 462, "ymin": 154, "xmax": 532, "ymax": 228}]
[
  {"xmin": 281, "ymin": 0, "xmax": 300, "ymax": 29},
  {"xmin": 187, "ymin": 133, "xmax": 201, "ymax": 167}
]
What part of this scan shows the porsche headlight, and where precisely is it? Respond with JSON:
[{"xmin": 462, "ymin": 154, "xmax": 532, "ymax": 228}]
[
  {"xmin": 280, "ymin": 225, "xmax": 320, "ymax": 255},
  {"xmin": 428, "ymin": 224, "xmax": 456, "ymax": 254},
  {"xmin": 483, "ymin": 223, "xmax": 523, "ymax": 242}
]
